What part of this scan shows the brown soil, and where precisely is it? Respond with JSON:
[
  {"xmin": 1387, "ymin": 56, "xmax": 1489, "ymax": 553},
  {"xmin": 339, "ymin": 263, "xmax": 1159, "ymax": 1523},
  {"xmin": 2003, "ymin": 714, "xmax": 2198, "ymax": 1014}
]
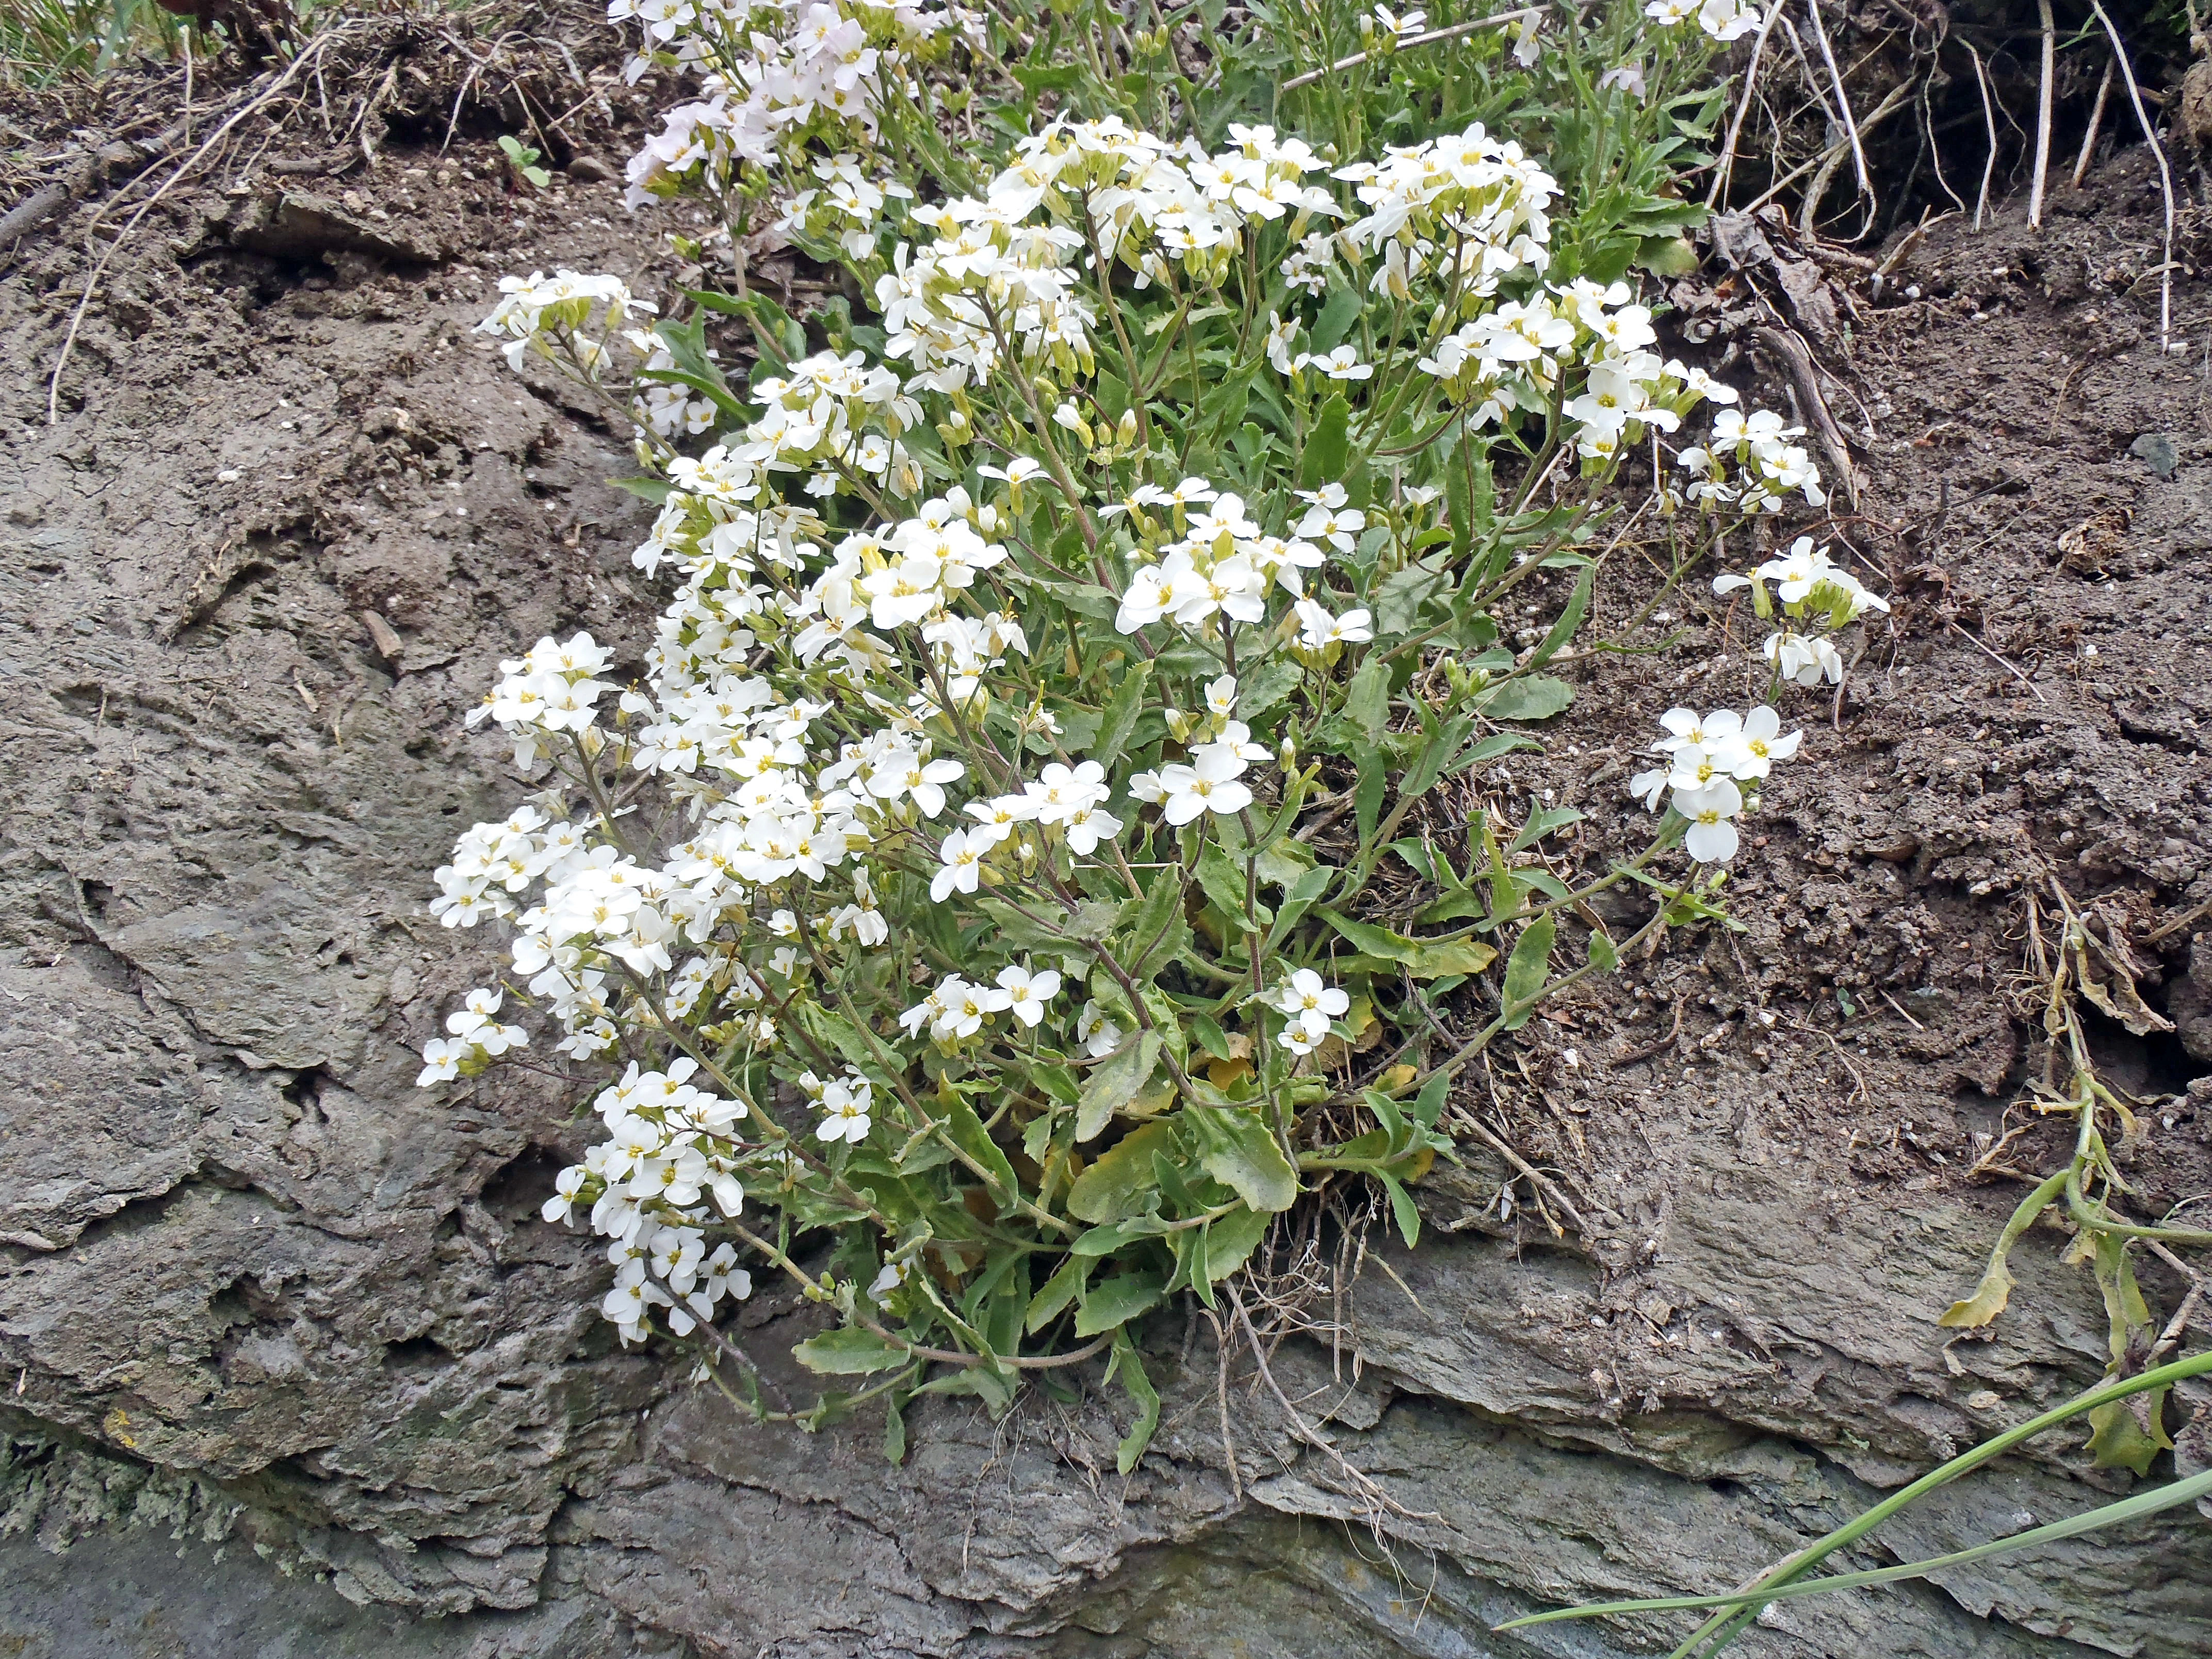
[{"xmin": 0, "ymin": 17, "xmax": 2206, "ymax": 1658}]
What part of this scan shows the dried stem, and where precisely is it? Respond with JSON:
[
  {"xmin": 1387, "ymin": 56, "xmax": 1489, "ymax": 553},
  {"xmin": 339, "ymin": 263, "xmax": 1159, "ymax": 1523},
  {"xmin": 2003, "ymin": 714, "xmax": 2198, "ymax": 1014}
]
[
  {"xmin": 2073, "ymin": 57, "xmax": 2116, "ymax": 189},
  {"xmin": 2029, "ymin": 0, "xmax": 2055, "ymax": 229},
  {"xmin": 2088, "ymin": 0, "xmax": 2176, "ymax": 347},
  {"xmin": 1967, "ymin": 43, "xmax": 1997, "ymax": 233}
]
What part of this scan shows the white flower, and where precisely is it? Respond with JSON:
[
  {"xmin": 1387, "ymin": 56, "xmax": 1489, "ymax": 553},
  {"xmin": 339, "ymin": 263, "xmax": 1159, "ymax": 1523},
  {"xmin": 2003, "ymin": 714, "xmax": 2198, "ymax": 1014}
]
[
  {"xmin": 1291, "ymin": 345, "xmax": 1373, "ymax": 382},
  {"xmin": 1273, "ymin": 967, "xmax": 1349, "ymax": 1022},
  {"xmin": 540, "ymin": 1164, "xmax": 589, "ymax": 1225},
  {"xmin": 1294, "ymin": 598, "xmax": 1375, "ymax": 648},
  {"xmin": 1677, "ymin": 779, "xmax": 1744, "ymax": 863},
  {"xmin": 1157, "ymin": 748, "xmax": 1253, "ymax": 825},
  {"xmin": 1710, "ymin": 705, "xmax": 1800, "ymax": 779},
  {"xmin": 931, "ymin": 828, "xmax": 988, "ymax": 902},
  {"xmin": 416, "ymin": 1035, "xmax": 467, "ymax": 1086},
  {"xmin": 996, "ymin": 963, "xmax": 1062, "ymax": 1027},
  {"xmin": 1765, "ymin": 630, "xmax": 1844, "ymax": 687},
  {"xmin": 1027, "ymin": 760, "xmax": 1109, "ymax": 824},
  {"xmin": 1062, "ymin": 804, "xmax": 1123, "ymax": 855},
  {"xmin": 1077, "ymin": 999, "xmax": 1125, "ymax": 1058},
  {"xmin": 817, "ymin": 1077, "xmax": 873, "ymax": 1144},
  {"xmin": 1278, "ymin": 1005, "xmax": 1333, "ymax": 1055}
]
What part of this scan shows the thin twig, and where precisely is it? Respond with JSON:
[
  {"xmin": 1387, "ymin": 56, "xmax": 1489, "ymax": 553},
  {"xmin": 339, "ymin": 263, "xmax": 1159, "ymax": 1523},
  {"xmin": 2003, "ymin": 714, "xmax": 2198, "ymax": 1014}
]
[
  {"xmin": 1226, "ymin": 1282, "xmax": 1432, "ymax": 1526},
  {"xmin": 2073, "ymin": 56, "xmax": 2116, "ymax": 188},
  {"xmin": 1804, "ymin": 0, "xmax": 1870, "ymax": 226},
  {"xmin": 1454, "ymin": 1108, "xmax": 1587, "ymax": 1232},
  {"xmin": 2029, "ymin": 0, "xmax": 2056, "ymax": 228},
  {"xmin": 1709, "ymin": 0, "xmax": 1786, "ymax": 210},
  {"xmin": 1947, "ymin": 617, "xmax": 2047, "ymax": 703},
  {"xmin": 2089, "ymin": 0, "xmax": 2176, "ymax": 347},
  {"xmin": 1968, "ymin": 43, "xmax": 1998, "ymax": 232},
  {"xmin": 1278, "ymin": 9, "xmax": 1541, "ymax": 91},
  {"xmin": 1735, "ymin": 79, "xmax": 1912, "ymax": 220}
]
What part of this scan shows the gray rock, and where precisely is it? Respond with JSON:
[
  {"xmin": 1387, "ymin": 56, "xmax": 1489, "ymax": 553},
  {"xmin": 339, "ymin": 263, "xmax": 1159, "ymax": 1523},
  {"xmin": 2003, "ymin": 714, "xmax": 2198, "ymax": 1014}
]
[{"xmin": 2129, "ymin": 432, "xmax": 2181, "ymax": 478}]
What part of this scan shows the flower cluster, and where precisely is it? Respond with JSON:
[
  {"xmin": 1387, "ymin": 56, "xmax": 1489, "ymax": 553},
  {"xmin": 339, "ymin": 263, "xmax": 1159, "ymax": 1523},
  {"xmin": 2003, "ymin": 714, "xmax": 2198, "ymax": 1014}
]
[
  {"xmin": 538, "ymin": 1059, "xmax": 753, "ymax": 1339},
  {"xmin": 1270, "ymin": 968, "xmax": 1350, "ymax": 1055},
  {"xmin": 1676, "ymin": 409, "xmax": 1828, "ymax": 514},
  {"xmin": 612, "ymin": 0, "xmax": 974, "ymax": 209},
  {"xmin": 1644, "ymin": 0, "xmax": 1763, "ymax": 41},
  {"xmin": 424, "ymin": 10, "xmax": 1839, "ymax": 1387},
  {"xmin": 1629, "ymin": 705, "xmax": 1803, "ymax": 863},
  {"xmin": 415, "ymin": 988, "xmax": 530, "ymax": 1084},
  {"xmin": 900, "ymin": 963, "xmax": 1064, "ymax": 1044},
  {"xmin": 1713, "ymin": 536, "xmax": 1891, "ymax": 687},
  {"xmin": 476, "ymin": 270, "xmax": 653, "ymax": 372}
]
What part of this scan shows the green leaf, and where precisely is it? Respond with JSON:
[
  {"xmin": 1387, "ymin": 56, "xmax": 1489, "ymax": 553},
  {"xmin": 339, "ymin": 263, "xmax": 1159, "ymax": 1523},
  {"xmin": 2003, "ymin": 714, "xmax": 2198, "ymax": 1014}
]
[
  {"xmin": 1310, "ymin": 286, "xmax": 1361, "ymax": 354},
  {"xmin": 1354, "ymin": 752, "xmax": 1388, "ymax": 844},
  {"xmin": 1340, "ymin": 657, "xmax": 1391, "ymax": 743},
  {"xmin": 1587, "ymin": 930, "xmax": 1620, "ymax": 972},
  {"xmin": 793, "ymin": 1326, "xmax": 909, "ymax": 1376},
  {"xmin": 609, "ymin": 476, "xmax": 674, "ymax": 504},
  {"xmin": 1109, "ymin": 1331, "xmax": 1161, "ymax": 1474},
  {"xmin": 1195, "ymin": 843, "xmax": 1268, "ymax": 924},
  {"xmin": 1076, "ymin": 1269, "xmax": 1166, "ymax": 1337},
  {"xmin": 1373, "ymin": 559, "xmax": 1449, "ymax": 638},
  {"xmin": 1067, "ymin": 1120, "xmax": 1176, "ymax": 1223},
  {"xmin": 2087, "ymin": 1229, "xmax": 2172, "ymax": 1473},
  {"xmin": 1267, "ymin": 862, "xmax": 1337, "ymax": 951},
  {"xmin": 1117, "ymin": 871, "xmax": 1188, "ymax": 979},
  {"xmin": 1191, "ymin": 1012, "xmax": 1232, "ymax": 1061},
  {"xmin": 1938, "ymin": 1170, "xmax": 2065, "ymax": 1328},
  {"xmin": 1500, "ymin": 914, "xmax": 1556, "ymax": 1030},
  {"xmin": 1026, "ymin": 1254, "xmax": 1091, "ymax": 1335},
  {"xmin": 1253, "ymin": 834, "xmax": 1315, "ymax": 889},
  {"xmin": 1511, "ymin": 806, "xmax": 1585, "ymax": 851},
  {"xmin": 1447, "ymin": 731, "xmax": 1541, "ymax": 774},
  {"xmin": 1526, "ymin": 561, "xmax": 1593, "ymax": 670},
  {"xmin": 1401, "ymin": 714, "xmax": 1472, "ymax": 805},
  {"xmin": 1012, "ymin": 61, "xmax": 1084, "ymax": 93},
  {"xmin": 1378, "ymin": 1172, "xmax": 1421, "ymax": 1249},
  {"xmin": 1300, "ymin": 393, "xmax": 1352, "ymax": 489},
  {"xmin": 1318, "ymin": 910, "xmax": 1498, "ymax": 980},
  {"xmin": 942, "ymin": 1096, "xmax": 1021, "ymax": 1202},
  {"xmin": 1201, "ymin": 1205, "xmax": 1271, "ymax": 1282},
  {"xmin": 1069, "ymin": 1217, "xmax": 1165, "ymax": 1256},
  {"xmin": 1046, "ymin": 581, "xmax": 1123, "ymax": 623},
  {"xmin": 1477, "ymin": 675, "xmax": 1575, "ymax": 722},
  {"xmin": 972, "ymin": 897, "xmax": 1075, "ymax": 955},
  {"xmin": 793, "ymin": 1002, "xmax": 896, "ymax": 1092},
  {"xmin": 1237, "ymin": 655, "xmax": 1304, "ymax": 719},
  {"xmin": 1075, "ymin": 1030, "xmax": 1163, "ymax": 1142},
  {"xmin": 1092, "ymin": 658, "xmax": 1153, "ymax": 767},
  {"xmin": 1185, "ymin": 1108, "xmax": 1297, "ymax": 1213},
  {"xmin": 1412, "ymin": 1069, "xmax": 1451, "ymax": 1130}
]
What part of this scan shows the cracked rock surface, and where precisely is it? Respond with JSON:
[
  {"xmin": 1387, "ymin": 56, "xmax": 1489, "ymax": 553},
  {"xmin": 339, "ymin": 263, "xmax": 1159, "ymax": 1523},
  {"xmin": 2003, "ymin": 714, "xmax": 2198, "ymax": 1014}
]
[{"xmin": 2, "ymin": 22, "xmax": 2209, "ymax": 1657}]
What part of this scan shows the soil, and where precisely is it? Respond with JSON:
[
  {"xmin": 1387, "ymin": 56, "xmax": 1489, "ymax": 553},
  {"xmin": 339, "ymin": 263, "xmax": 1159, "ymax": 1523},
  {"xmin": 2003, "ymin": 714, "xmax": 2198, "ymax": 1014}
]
[{"xmin": 1, "ymin": 12, "xmax": 2208, "ymax": 1657}]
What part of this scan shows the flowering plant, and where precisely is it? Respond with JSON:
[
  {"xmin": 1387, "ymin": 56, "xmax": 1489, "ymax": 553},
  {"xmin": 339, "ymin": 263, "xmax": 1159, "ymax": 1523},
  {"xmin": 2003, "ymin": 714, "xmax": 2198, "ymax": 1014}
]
[{"xmin": 427, "ymin": 0, "xmax": 1850, "ymax": 1462}]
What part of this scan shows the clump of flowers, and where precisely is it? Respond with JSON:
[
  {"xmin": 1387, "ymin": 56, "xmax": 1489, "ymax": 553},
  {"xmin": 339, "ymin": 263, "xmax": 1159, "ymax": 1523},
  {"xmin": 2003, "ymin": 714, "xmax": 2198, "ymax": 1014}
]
[
  {"xmin": 416, "ymin": 0, "xmax": 1838, "ymax": 1460},
  {"xmin": 1713, "ymin": 536, "xmax": 1891, "ymax": 688},
  {"xmin": 1629, "ymin": 705, "xmax": 1802, "ymax": 863},
  {"xmin": 1674, "ymin": 409, "xmax": 1828, "ymax": 515}
]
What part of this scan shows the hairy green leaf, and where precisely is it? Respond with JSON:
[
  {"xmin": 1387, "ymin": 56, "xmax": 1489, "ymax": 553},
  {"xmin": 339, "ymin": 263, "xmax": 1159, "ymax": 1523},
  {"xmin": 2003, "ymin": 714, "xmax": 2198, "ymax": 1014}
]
[
  {"xmin": 1076, "ymin": 1030, "xmax": 1163, "ymax": 1142},
  {"xmin": 794, "ymin": 1326, "xmax": 910, "ymax": 1376}
]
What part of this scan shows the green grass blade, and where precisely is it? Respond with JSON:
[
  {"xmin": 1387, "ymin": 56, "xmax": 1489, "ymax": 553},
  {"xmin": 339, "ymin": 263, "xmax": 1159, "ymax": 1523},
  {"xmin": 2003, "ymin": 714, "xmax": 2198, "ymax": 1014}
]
[
  {"xmin": 1493, "ymin": 1346, "xmax": 2212, "ymax": 1648},
  {"xmin": 1495, "ymin": 1467, "xmax": 2212, "ymax": 1627}
]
